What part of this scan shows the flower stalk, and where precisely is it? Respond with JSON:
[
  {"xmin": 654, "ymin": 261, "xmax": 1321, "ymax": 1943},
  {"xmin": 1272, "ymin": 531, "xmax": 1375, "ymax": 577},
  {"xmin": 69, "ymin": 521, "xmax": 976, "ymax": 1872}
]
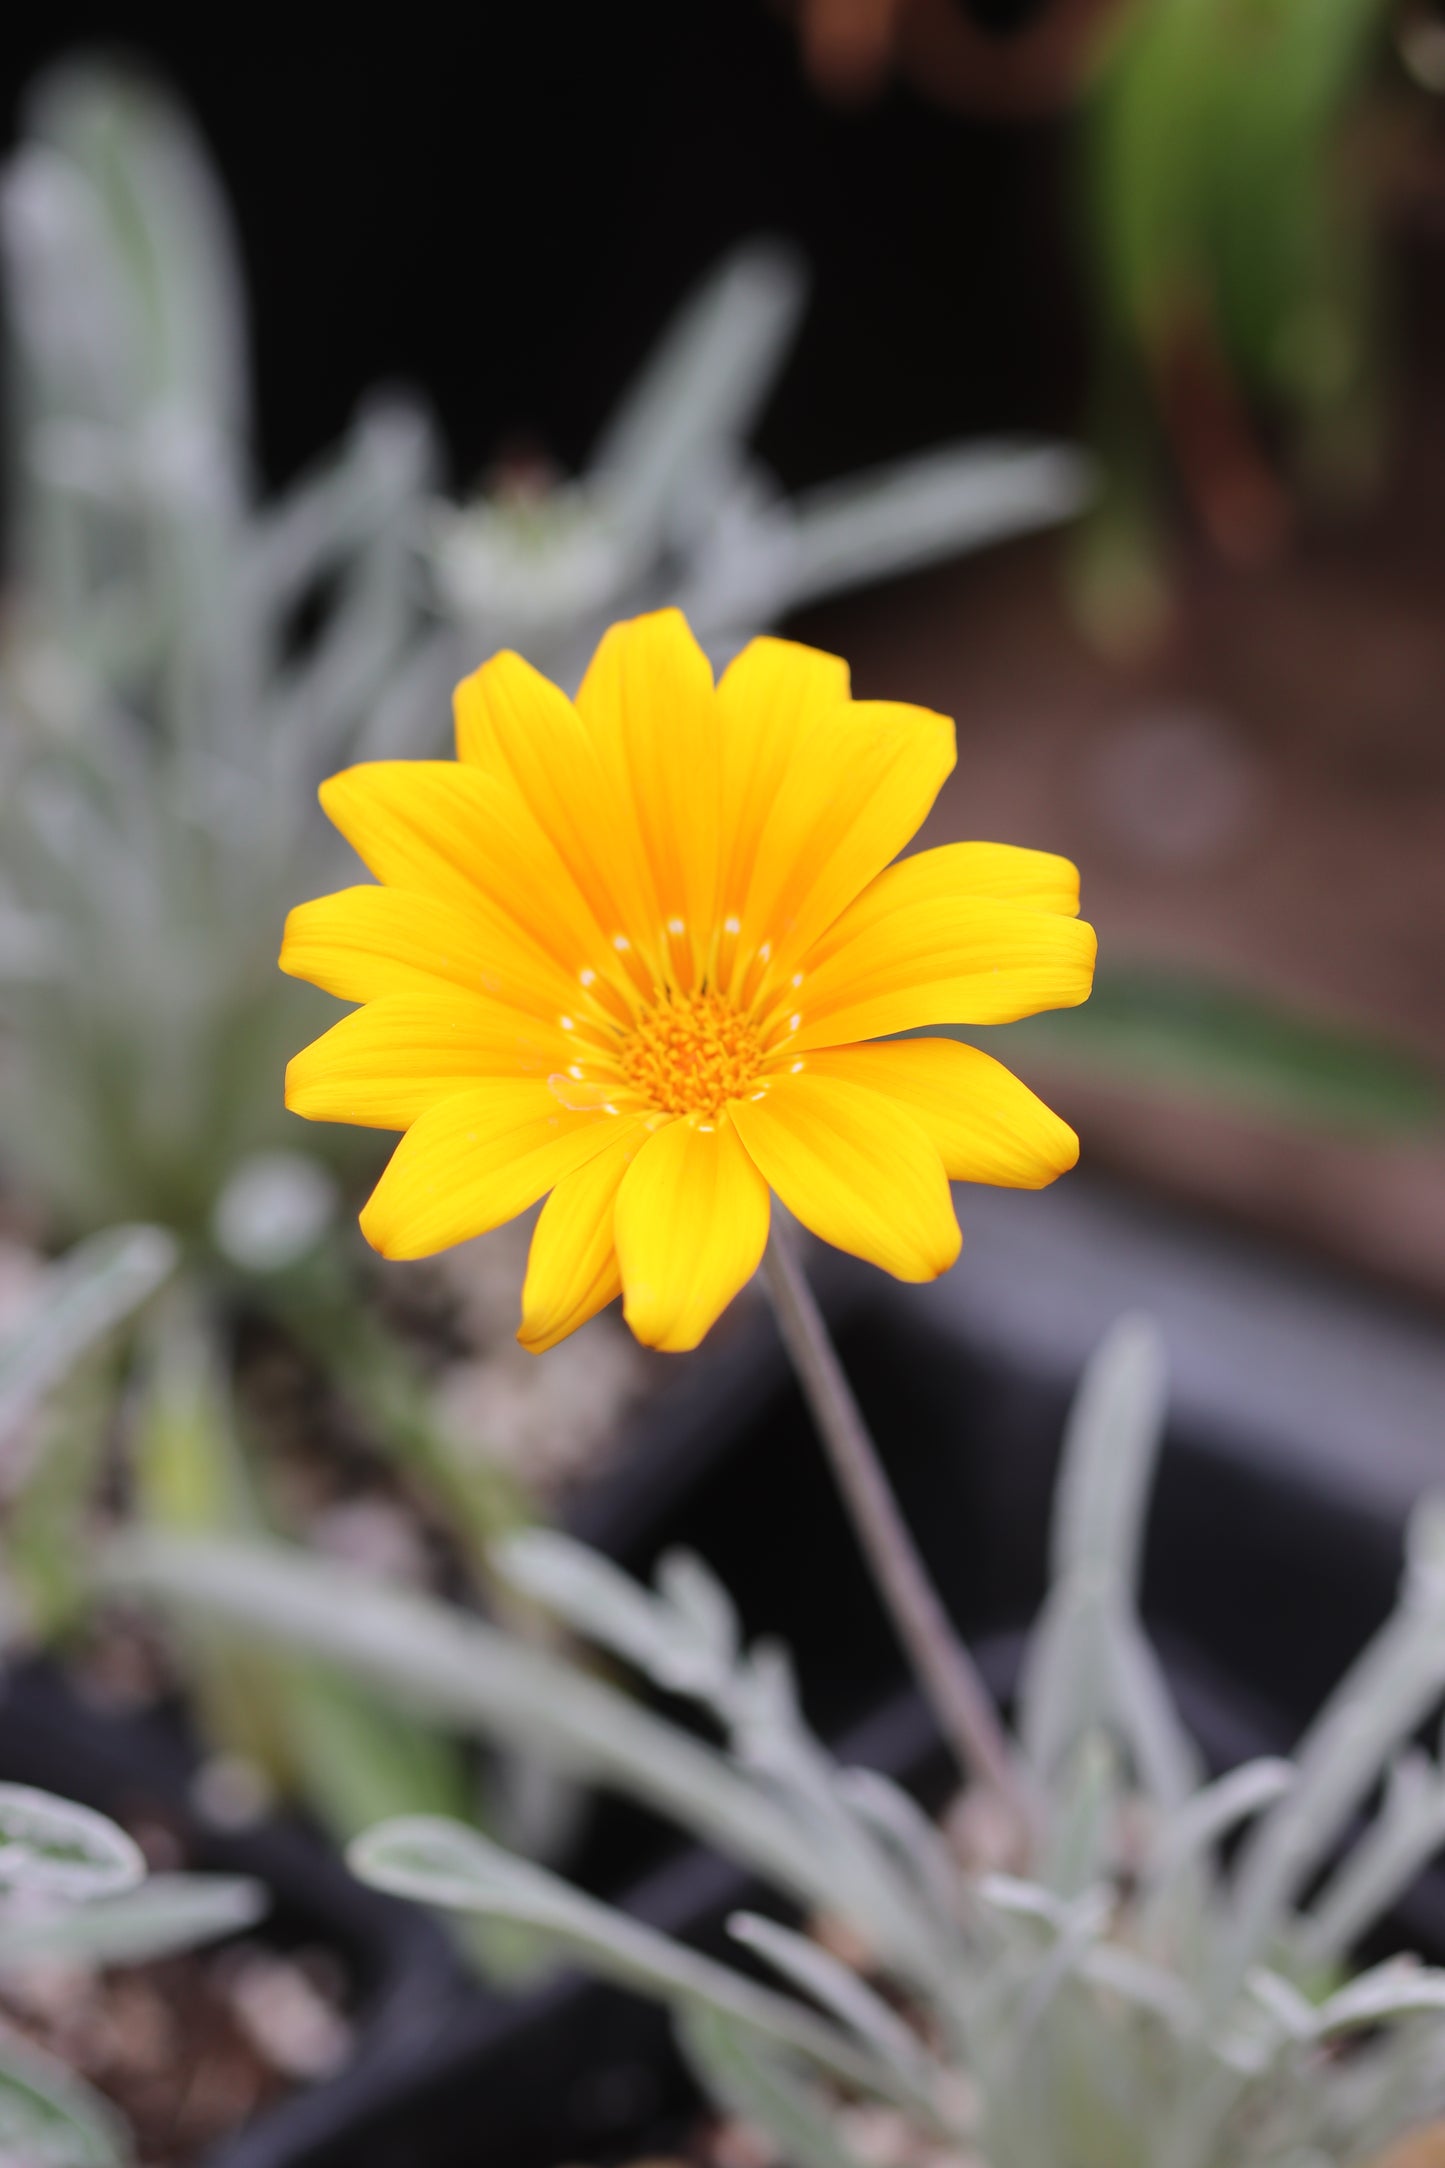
[{"xmin": 761, "ymin": 1227, "xmax": 1033, "ymax": 1832}]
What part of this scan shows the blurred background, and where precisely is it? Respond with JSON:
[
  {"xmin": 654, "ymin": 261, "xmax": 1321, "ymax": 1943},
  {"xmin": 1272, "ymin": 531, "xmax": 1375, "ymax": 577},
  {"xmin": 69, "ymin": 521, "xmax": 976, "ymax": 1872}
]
[
  {"xmin": 1, "ymin": 3, "xmax": 1445, "ymax": 2162},
  {"xmin": 7, "ymin": 0, "xmax": 1440, "ymax": 1289}
]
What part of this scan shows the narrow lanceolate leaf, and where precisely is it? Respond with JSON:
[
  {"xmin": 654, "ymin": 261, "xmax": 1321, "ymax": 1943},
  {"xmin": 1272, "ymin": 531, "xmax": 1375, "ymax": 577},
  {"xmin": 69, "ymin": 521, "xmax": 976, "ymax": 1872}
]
[
  {"xmin": 781, "ymin": 440, "xmax": 1093, "ymax": 613},
  {"xmin": 588, "ymin": 240, "xmax": 807, "ymax": 546},
  {"xmin": 998, "ymin": 967, "xmax": 1443, "ymax": 1135},
  {"xmin": 0, "ymin": 2032, "xmax": 130, "ymax": 2165},
  {"xmin": 348, "ymin": 1818, "xmax": 936, "ymax": 2120},
  {"xmin": 1298, "ymin": 1749, "xmax": 1445, "ymax": 1968},
  {"xmin": 1220, "ymin": 1496, "xmax": 1445, "ymax": 1999},
  {"xmin": 0, "ymin": 1226, "xmax": 177, "ymax": 1447},
  {"xmin": 496, "ymin": 1528, "xmax": 731, "ymax": 1701},
  {"xmin": 728, "ymin": 1911, "xmax": 931, "ymax": 2081},
  {"xmin": 98, "ymin": 1531, "xmax": 858, "ymax": 1928},
  {"xmin": 1017, "ymin": 1316, "xmax": 1198, "ymax": 1809},
  {"xmin": 677, "ymin": 2006, "xmax": 871, "ymax": 2168},
  {"xmin": 0, "ymin": 1873, "xmax": 266, "ymax": 1972},
  {"xmin": 0, "ymin": 1784, "xmax": 143, "ymax": 1902}
]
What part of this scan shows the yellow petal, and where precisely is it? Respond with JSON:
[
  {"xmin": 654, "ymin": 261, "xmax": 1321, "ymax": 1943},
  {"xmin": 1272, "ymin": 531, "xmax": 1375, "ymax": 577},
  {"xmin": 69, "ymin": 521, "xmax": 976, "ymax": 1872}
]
[
  {"xmin": 286, "ymin": 991, "xmax": 573, "ymax": 1131},
  {"xmin": 280, "ymin": 884, "xmax": 582, "ymax": 1024},
  {"xmin": 714, "ymin": 636, "xmax": 850, "ymax": 982},
  {"xmin": 827, "ymin": 840, "xmax": 1082, "ymax": 925},
  {"xmin": 730, "ymin": 697, "xmax": 955, "ymax": 1009},
  {"xmin": 359, "ymin": 1083, "xmax": 636, "ymax": 1260},
  {"xmin": 800, "ymin": 1040, "xmax": 1078, "ymax": 1187},
  {"xmin": 730, "ymin": 1073, "xmax": 960, "ymax": 1282},
  {"xmin": 454, "ymin": 650, "xmax": 658, "ymax": 981},
  {"xmin": 575, "ymin": 610, "xmax": 720, "ymax": 992},
  {"xmin": 519, "ymin": 1132, "xmax": 641, "ymax": 1353},
  {"xmin": 614, "ymin": 1113, "xmax": 770, "ymax": 1352},
  {"xmin": 319, "ymin": 763, "xmax": 631, "ymax": 1016},
  {"xmin": 784, "ymin": 895, "xmax": 1097, "ymax": 1050}
]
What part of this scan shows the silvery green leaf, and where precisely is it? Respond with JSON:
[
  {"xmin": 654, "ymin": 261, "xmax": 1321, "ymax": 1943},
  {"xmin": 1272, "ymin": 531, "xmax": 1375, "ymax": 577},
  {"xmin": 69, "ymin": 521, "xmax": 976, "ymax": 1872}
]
[
  {"xmin": 833, "ymin": 1766, "xmax": 960, "ymax": 1927},
  {"xmin": 0, "ymin": 1872, "xmax": 265, "ymax": 1970},
  {"xmin": 496, "ymin": 1527, "xmax": 729, "ymax": 1701},
  {"xmin": 100, "ymin": 1531, "xmax": 857, "ymax": 1929},
  {"xmin": 1220, "ymin": 1493, "xmax": 1445, "ymax": 1999},
  {"xmin": 18, "ymin": 60, "xmax": 247, "ymax": 450},
  {"xmin": 0, "ymin": 1225, "xmax": 176, "ymax": 1446},
  {"xmin": 247, "ymin": 395, "xmax": 433, "ymax": 634},
  {"xmin": 1018, "ymin": 1316, "xmax": 1198, "ymax": 1806},
  {"xmin": 1041, "ymin": 1732, "xmax": 1122, "ymax": 1900},
  {"xmin": 1246, "ymin": 1968, "xmax": 1316, "ymax": 2041},
  {"xmin": 1076, "ymin": 1943, "xmax": 1198, "ymax": 2034},
  {"xmin": 677, "ymin": 2006, "xmax": 871, "ymax": 2168},
  {"xmin": 0, "ymin": 2033, "xmax": 130, "ymax": 2165},
  {"xmin": 1310, "ymin": 1958, "xmax": 1445, "ymax": 2038},
  {"xmin": 587, "ymin": 241, "xmax": 807, "ymax": 548},
  {"xmin": 497, "ymin": 1533, "xmax": 929, "ymax": 1974},
  {"xmin": 349, "ymin": 1817, "xmax": 923, "ymax": 2112},
  {"xmin": 655, "ymin": 1548, "xmax": 740, "ymax": 1670},
  {"xmin": 728, "ymin": 1911, "xmax": 930, "ymax": 2081},
  {"xmin": 0, "ymin": 1784, "xmax": 143, "ymax": 1902},
  {"xmin": 1051, "ymin": 1315, "xmax": 1168, "ymax": 1600},
  {"xmin": 1298, "ymin": 1749, "xmax": 1445, "ymax": 1968},
  {"xmin": 777, "ymin": 440, "xmax": 1093, "ymax": 613},
  {"xmin": 1005, "ymin": 1886, "xmax": 1113, "ymax": 2053},
  {"xmin": 975, "ymin": 1873, "xmax": 1072, "ymax": 1931},
  {"xmin": 1107, "ymin": 1611, "xmax": 1202, "ymax": 1809},
  {"xmin": 1143, "ymin": 1760, "xmax": 1299, "ymax": 1933}
]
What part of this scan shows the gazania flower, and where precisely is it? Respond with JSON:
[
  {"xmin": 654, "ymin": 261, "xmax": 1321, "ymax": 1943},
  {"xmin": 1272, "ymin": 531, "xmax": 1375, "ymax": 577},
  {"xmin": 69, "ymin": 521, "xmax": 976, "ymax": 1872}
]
[{"xmin": 281, "ymin": 611, "xmax": 1095, "ymax": 1353}]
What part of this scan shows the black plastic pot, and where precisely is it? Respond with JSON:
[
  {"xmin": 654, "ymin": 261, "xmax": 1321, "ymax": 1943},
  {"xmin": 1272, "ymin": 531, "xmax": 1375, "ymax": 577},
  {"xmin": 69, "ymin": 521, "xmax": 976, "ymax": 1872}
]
[{"xmin": 0, "ymin": 1661, "xmax": 470, "ymax": 2168}]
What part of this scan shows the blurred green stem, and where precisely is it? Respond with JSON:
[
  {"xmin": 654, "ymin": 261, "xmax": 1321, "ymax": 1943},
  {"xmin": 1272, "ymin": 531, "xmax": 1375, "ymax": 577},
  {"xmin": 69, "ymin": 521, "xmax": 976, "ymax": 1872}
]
[{"xmin": 761, "ymin": 1229, "xmax": 1031, "ymax": 1830}]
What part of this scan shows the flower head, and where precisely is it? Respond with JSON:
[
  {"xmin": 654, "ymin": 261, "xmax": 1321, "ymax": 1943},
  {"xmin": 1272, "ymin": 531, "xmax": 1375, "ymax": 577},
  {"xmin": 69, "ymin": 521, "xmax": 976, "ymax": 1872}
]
[{"xmin": 281, "ymin": 611, "xmax": 1095, "ymax": 1352}]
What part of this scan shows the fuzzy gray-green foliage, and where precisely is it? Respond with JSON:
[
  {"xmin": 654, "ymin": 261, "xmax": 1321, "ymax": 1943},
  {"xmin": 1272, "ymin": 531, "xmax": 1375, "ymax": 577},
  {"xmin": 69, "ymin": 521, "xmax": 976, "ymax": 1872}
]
[
  {"xmin": 106, "ymin": 1319, "xmax": 1445, "ymax": 2165},
  {"xmin": 0, "ymin": 1778, "xmax": 265, "ymax": 2167},
  {"xmin": 0, "ymin": 60, "xmax": 435, "ymax": 1253},
  {"xmin": 317, "ymin": 1318, "xmax": 1445, "ymax": 2168}
]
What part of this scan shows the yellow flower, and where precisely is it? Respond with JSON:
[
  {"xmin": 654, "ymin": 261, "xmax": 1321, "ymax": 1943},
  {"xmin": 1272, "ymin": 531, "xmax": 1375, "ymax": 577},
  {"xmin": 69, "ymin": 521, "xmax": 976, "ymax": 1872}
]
[{"xmin": 281, "ymin": 611, "xmax": 1095, "ymax": 1353}]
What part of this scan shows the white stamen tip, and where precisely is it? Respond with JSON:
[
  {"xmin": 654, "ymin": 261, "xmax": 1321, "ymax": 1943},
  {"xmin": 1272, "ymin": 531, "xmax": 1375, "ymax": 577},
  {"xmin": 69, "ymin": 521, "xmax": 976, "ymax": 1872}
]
[
  {"xmin": 666, "ymin": 917, "xmax": 685, "ymax": 937},
  {"xmin": 791, "ymin": 972, "xmax": 804, "ymax": 988},
  {"xmin": 758, "ymin": 942, "xmax": 772, "ymax": 962},
  {"xmin": 790, "ymin": 1061, "xmax": 805, "ymax": 1073},
  {"xmin": 579, "ymin": 967, "xmax": 597, "ymax": 987},
  {"xmin": 560, "ymin": 1016, "xmax": 575, "ymax": 1030},
  {"xmin": 789, "ymin": 1014, "xmax": 802, "ymax": 1031},
  {"xmin": 569, "ymin": 1066, "xmax": 584, "ymax": 1080},
  {"xmin": 612, "ymin": 934, "xmax": 630, "ymax": 952},
  {"xmin": 724, "ymin": 915, "xmax": 741, "ymax": 937}
]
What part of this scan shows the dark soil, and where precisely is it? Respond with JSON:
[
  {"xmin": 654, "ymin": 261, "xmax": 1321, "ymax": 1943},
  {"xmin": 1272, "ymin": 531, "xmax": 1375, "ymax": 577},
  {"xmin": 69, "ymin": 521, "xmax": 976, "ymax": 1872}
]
[{"xmin": 0, "ymin": 1936, "xmax": 350, "ymax": 2168}]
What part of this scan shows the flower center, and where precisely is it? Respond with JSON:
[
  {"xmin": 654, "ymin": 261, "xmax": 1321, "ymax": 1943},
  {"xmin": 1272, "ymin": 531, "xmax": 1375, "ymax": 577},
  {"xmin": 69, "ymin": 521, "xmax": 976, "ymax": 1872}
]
[{"xmin": 621, "ymin": 991, "xmax": 764, "ymax": 1119}]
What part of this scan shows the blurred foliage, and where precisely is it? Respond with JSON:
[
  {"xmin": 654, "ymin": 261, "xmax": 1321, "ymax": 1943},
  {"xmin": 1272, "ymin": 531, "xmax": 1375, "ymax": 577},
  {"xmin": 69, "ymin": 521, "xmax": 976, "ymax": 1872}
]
[
  {"xmin": 0, "ymin": 59, "xmax": 519, "ymax": 1862},
  {"xmin": 993, "ymin": 964, "xmax": 1444, "ymax": 1133},
  {"xmin": 0, "ymin": 37, "xmax": 1437, "ymax": 1939},
  {"xmin": 0, "ymin": 1252, "xmax": 265, "ymax": 2168},
  {"xmin": 1077, "ymin": 0, "xmax": 1394, "ymax": 642},
  {"xmin": 111, "ymin": 1321, "xmax": 1445, "ymax": 2167},
  {"xmin": 0, "ymin": 55, "xmax": 1094, "ymax": 1875}
]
